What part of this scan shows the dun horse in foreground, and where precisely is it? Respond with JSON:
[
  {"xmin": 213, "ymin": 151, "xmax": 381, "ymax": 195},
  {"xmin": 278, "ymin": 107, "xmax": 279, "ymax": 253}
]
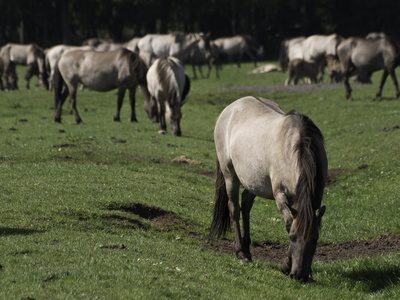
[
  {"xmin": 146, "ymin": 57, "xmax": 190, "ymax": 136},
  {"xmin": 53, "ymin": 48, "xmax": 150, "ymax": 124},
  {"xmin": 210, "ymin": 96, "xmax": 327, "ymax": 282}
]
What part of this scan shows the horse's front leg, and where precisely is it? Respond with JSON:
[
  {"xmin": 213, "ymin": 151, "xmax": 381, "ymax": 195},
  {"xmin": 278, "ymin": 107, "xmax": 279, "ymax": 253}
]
[
  {"xmin": 241, "ymin": 189, "xmax": 256, "ymax": 260},
  {"xmin": 275, "ymin": 191, "xmax": 294, "ymax": 274}
]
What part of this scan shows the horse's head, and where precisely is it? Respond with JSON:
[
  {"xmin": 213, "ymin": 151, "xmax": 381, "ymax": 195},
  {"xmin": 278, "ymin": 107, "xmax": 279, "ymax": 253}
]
[
  {"xmin": 166, "ymin": 96, "xmax": 183, "ymax": 136},
  {"xmin": 281, "ymin": 205, "xmax": 325, "ymax": 282}
]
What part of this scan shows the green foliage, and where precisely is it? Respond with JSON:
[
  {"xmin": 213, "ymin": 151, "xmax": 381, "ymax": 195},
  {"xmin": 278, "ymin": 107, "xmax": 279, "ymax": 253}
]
[{"xmin": 0, "ymin": 64, "xmax": 399, "ymax": 298}]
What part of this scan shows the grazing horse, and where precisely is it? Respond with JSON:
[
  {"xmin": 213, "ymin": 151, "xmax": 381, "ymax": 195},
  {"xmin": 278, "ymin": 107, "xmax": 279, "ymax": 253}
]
[
  {"xmin": 137, "ymin": 32, "xmax": 210, "ymax": 67},
  {"xmin": 0, "ymin": 43, "xmax": 48, "ymax": 90},
  {"xmin": 210, "ymin": 96, "xmax": 327, "ymax": 282},
  {"xmin": 53, "ymin": 48, "xmax": 150, "ymax": 124},
  {"xmin": 186, "ymin": 39, "xmax": 220, "ymax": 79},
  {"xmin": 214, "ymin": 35, "xmax": 263, "ymax": 68},
  {"xmin": 337, "ymin": 37, "xmax": 400, "ymax": 100},
  {"xmin": 45, "ymin": 45, "xmax": 93, "ymax": 90},
  {"xmin": 146, "ymin": 57, "xmax": 190, "ymax": 136}
]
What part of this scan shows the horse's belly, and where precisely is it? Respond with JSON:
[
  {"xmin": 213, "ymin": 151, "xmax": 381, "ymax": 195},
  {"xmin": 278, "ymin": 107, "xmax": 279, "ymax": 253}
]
[{"xmin": 80, "ymin": 72, "xmax": 118, "ymax": 92}]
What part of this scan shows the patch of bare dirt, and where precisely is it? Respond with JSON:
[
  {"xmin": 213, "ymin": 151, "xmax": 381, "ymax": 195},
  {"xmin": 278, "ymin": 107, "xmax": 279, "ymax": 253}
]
[
  {"xmin": 115, "ymin": 201, "xmax": 399, "ymax": 264},
  {"xmin": 327, "ymin": 164, "xmax": 368, "ymax": 187}
]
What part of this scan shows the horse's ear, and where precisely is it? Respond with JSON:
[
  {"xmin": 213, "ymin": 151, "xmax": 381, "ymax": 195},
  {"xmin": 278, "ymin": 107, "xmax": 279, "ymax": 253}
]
[{"xmin": 316, "ymin": 206, "xmax": 326, "ymax": 220}]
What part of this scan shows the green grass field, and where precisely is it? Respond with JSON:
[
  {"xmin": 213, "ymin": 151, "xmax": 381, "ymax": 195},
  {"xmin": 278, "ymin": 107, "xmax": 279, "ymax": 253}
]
[{"xmin": 0, "ymin": 63, "xmax": 399, "ymax": 299}]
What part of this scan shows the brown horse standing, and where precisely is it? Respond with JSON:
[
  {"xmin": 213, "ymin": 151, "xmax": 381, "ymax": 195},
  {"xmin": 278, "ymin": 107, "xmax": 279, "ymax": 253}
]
[
  {"xmin": 53, "ymin": 48, "xmax": 150, "ymax": 124},
  {"xmin": 210, "ymin": 96, "xmax": 327, "ymax": 282}
]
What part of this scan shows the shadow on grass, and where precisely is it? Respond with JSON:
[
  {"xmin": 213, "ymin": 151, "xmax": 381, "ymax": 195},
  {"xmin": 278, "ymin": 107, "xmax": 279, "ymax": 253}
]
[
  {"xmin": 0, "ymin": 227, "xmax": 43, "ymax": 236},
  {"xmin": 344, "ymin": 263, "xmax": 400, "ymax": 293}
]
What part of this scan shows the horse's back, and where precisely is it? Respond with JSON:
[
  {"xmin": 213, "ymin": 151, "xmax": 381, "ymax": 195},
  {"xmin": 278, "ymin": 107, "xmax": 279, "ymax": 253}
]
[
  {"xmin": 147, "ymin": 56, "xmax": 185, "ymax": 97},
  {"xmin": 338, "ymin": 37, "xmax": 396, "ymax": 70},
  {"xmin": 215, "ymin": 97, "xmax": 302, "ymax": 198},
  {"xmin": 58, "ymin": 49, "xmax": 134, "ymax": 91},
  {"xmin": 214, "ymin": 36, "xmax": 246, "ymax": 54}
]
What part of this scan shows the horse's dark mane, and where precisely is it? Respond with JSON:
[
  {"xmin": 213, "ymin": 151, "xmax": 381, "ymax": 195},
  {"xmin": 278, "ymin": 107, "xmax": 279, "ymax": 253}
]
[
  {"xmin": 126, "ymin": 49, "xmax": 151, "ymax": 101},
  {"xmin": 286, "ymin": 109, "xmax": 326, "ymax": 239},
  {"xmin": 156, "ymin": 57, "xmax": 180, "ymax": 108}
]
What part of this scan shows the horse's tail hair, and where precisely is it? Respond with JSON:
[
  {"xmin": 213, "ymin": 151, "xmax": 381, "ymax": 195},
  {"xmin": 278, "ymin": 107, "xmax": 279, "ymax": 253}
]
[
  {"xmin": 53, "ymin": 59, "xmax": 65, "ymax": 109},
  {"xmin": 209, "ymin": 157, "xmax": 231, "ymax": 240},
  {"xmin": 279, "ymin": 39, "xmax": 289, "ymax": 72}
]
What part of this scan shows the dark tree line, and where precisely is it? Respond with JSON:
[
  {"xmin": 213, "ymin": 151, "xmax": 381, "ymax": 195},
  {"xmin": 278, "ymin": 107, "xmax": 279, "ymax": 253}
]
[{"xmin": 1, "ymin": 0, "xmax": 400, "ymax": 58}]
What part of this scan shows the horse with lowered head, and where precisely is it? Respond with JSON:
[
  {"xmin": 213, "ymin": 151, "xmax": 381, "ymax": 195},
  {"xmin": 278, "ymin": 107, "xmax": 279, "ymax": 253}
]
[
  {"xmin": 0, "ymin": 43, "xmax": 48, "ymax": 90},
  {"xmin": 210, "ymin": 96, "xmax": 327, "ymax": 282},
  {"xmin": 53, "ymin": 48, "xmax": 150, "ymax": 124},
  {"xmin": 146, "ymin": 57, "xmax": 190, "ymax": 136},
  {"xmin": 337, "ymin": 36, "xmax": 400, "ymax": 100}
]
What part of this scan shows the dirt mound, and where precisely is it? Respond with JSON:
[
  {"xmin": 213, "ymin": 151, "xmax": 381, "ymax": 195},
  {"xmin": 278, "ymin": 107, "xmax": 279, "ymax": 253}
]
[{"xmin": 116, "ymin": 201, "xmax": 399, "ymax": 264}]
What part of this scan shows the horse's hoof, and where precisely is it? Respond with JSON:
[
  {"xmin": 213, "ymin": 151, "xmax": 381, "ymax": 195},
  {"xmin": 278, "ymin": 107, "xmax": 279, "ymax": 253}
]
[
  {"xmin": 237, "ymin": 251, "xmax": 252, "ymax": 262},
  {"xmin": 158, "ymin": 130, "xmax": 166, "ymax": 135}
]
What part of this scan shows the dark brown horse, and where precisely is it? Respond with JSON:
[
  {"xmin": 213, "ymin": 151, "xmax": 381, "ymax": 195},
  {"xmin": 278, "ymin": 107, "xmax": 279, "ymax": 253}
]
[
  {"xmin": 53, "ymin": 48, "xmax": 150, "ymax": 124},
  {"xmin": 210, "ymin": 96, "xmax": 327, "ymax": 282},
  {"xmin": 337, "ymin": 37, "xmax": 400, "ymax": 100}
]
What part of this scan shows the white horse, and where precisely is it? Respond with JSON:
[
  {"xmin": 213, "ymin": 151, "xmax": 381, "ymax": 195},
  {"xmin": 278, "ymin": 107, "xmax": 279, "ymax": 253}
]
[
  {"xmin": 0, "ymin": 43, "xmax": 48, "ymax": 90},
  {"xmin": 137, "ymin": 33, "xmax": 209, "ymax": 67},
  {"xmin": 46, "ymin": 45, "xmax": 93, "ymax": 90},
  {"xmin": 146, "ymin": 57, "xmax": 190, "ymax": 136},
  {"xmin": 214, "ymin": 35, "xmax": 263, "ymax": 68}
]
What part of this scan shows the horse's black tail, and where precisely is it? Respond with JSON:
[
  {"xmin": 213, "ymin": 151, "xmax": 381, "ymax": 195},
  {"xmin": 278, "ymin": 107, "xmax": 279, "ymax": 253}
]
[
  {"xmin": 209, "ymin": 157, "xmax": 231, "ymax": 240},
  {"xmin": 53, "ymin": 60, "xmax": 67, "ymax": 118}
]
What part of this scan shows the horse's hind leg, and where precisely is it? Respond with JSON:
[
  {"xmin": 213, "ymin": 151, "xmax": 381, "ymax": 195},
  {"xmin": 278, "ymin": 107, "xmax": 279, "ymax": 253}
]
[
  {"xmin": 376, "ymin": 70, "xmax": 389, "ymax": 100},
  {"xmin": 241, "ymin": 189, "xmax": 256, "ymax": 260},
  {"xmin": 225, "ymin": 178, "xmax": 250, "ymax": 260},
  {"xmin": 128, "ymin": 87, "xmax": 138, "ymax": 122},
  {"xmin": 114, "ymin": 88, "xmax": 126, "ymax": 122},
  {"xmin": 389, "ymin": 70, "xmax": 400, "ymax": 99},
  {"xmin": 68, "ymin": 86, "xmax": 83, "ymax": 124}
]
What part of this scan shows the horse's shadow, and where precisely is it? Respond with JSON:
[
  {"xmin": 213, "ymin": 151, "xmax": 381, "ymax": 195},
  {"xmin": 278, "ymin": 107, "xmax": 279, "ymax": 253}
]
[
  {"xmin": 342, "ymin": 263, "xmax": 400, "ymax": 292},
  {"xmin": 0, "ymin": 227, "xmax": 43, "ymax": 236}
]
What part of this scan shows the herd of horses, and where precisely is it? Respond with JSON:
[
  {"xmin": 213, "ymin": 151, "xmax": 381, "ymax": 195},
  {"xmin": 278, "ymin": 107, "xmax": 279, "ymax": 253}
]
[
  {"xmin": 280, "ymin": 32, "xmax": 400, "ymax": 100},
  {"xmin": 1, "ymin": 31, "xmax": 398, "ymax": 283},
  {"xmin": 0, "ymin": 33, "xmax": 263, "ymax": 136}
]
